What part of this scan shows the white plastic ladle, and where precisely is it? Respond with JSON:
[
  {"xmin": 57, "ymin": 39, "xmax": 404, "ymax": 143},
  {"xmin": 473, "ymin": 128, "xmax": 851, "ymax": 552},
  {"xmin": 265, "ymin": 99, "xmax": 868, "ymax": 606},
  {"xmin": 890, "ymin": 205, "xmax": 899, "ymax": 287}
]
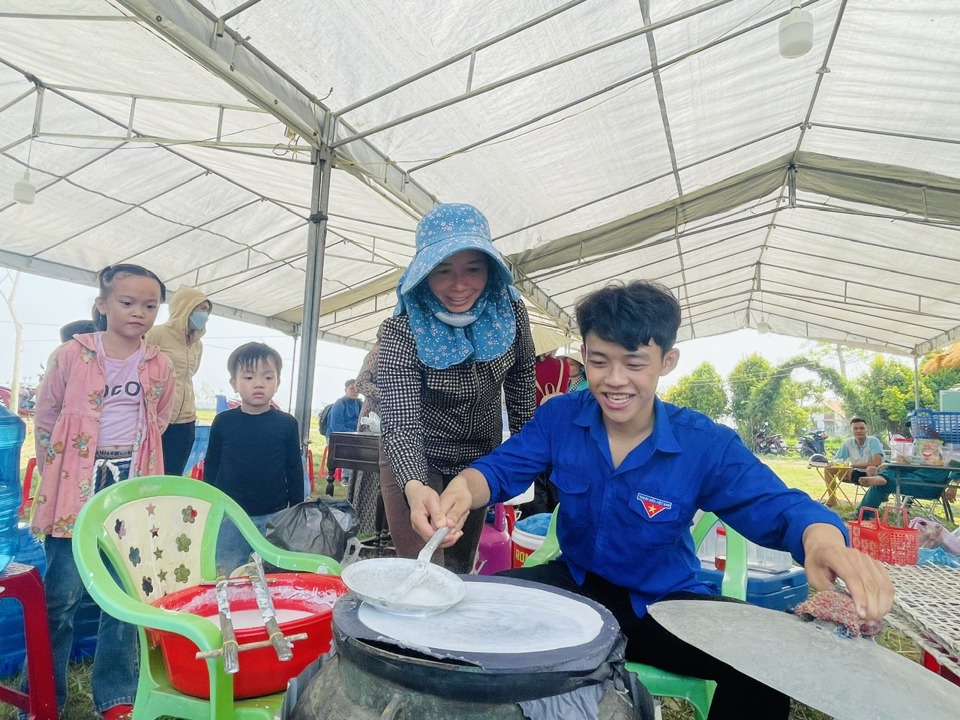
[{"xmin": 385, "ymin": 526, "xmax": 450, "ymax": 603}]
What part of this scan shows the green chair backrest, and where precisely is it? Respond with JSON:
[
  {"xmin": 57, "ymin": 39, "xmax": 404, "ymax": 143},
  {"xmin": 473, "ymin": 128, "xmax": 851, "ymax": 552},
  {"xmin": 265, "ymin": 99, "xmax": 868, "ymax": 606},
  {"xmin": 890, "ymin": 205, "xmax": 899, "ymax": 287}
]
[
  {"xmin": 77, "ymin": 475, "xmax": 340, "ymax": 604},
  {"xmin": 72, "ymin": 475, "xmax": 342, "ymax": 720}
]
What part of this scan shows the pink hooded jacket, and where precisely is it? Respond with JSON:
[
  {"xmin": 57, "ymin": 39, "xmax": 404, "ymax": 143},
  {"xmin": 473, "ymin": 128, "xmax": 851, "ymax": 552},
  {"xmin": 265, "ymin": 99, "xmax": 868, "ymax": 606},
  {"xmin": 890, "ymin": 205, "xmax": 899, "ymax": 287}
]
[{"xmin": 32, "ymin": 333, "xmax": 175, "ymax": 538}]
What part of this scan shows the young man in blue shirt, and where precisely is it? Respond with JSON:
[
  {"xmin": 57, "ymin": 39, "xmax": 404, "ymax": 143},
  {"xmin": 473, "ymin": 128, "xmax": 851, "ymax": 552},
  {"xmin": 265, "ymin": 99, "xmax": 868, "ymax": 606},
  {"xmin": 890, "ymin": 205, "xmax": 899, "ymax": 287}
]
[{"xmin": 407, "ymin": 280, "xmax": 893, "ymax": 720}]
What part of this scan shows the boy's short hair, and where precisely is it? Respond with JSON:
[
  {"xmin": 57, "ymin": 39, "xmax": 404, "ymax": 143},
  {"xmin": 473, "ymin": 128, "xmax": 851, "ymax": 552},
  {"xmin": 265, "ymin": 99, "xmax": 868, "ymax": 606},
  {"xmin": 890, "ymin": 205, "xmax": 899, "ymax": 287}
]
[
  {"xmin": 575, "ymin": 280, "xmax": 681, "ymax": 352},
  {"xmin": 345, "ymin": 378, "xmax": 356, "ymax": 389},
  {"xmin": 227, "ymin": 342, "xmax": 282, "ymax": 378}
]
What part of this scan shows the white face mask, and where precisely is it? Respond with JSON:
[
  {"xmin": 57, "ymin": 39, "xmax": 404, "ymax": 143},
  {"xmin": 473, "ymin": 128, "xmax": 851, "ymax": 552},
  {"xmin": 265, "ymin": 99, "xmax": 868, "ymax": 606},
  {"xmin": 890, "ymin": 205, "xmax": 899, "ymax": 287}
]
[
  {"xmin": 188, "ymin": 311, "xmax": 209, "ymax": 331},
  {"xmin": 433, "ymin": 310, "xmax": 478, "ymax": 328}
]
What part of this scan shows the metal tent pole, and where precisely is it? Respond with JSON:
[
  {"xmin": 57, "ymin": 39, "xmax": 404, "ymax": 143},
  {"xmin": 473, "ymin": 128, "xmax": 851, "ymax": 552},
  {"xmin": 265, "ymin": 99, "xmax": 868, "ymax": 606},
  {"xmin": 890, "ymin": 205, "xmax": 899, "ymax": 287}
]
[{"xmin": 293, "ymin": 147, "xmax": 333, "ymax": 444}]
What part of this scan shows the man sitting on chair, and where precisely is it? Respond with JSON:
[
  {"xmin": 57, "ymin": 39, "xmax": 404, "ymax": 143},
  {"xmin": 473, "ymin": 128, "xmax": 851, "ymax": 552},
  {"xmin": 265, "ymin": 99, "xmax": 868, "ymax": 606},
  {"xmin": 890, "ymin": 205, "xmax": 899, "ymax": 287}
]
[
  {"xmin": 857, "ymin": 464, "xmax": 959, "ymax": 510},
  {"xmin": 822, "ymin": 417, "xmax": 884, "ymax": 506}
]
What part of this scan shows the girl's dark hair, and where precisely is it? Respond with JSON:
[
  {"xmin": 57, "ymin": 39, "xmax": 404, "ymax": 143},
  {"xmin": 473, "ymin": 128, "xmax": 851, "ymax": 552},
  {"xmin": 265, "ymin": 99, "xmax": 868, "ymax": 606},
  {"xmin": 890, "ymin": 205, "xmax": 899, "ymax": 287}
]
[{"xmin": 93, "ymin": 264, "xmax": 166, "ymax": 330}]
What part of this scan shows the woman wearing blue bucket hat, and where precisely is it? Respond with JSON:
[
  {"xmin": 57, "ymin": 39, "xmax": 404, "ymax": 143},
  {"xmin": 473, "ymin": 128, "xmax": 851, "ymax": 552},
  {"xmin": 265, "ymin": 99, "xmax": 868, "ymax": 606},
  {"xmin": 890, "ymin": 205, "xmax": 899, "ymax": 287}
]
[{"xmin": 377, "ymin": 203, "xmax": 536, "ymax": 572}]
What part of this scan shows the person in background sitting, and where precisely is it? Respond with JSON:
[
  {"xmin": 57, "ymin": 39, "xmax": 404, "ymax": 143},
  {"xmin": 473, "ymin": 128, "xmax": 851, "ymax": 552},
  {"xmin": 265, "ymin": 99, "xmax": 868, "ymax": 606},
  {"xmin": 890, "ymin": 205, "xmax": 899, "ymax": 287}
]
[
  {"xmin": 856, "ymin": 463, "xmax": 959, "ymax": 511},
  {"xmin": 822, "ymin": 416, "xmax": 885, "ymax": 507},
  {"xmin": 146, "ymin": 285, "xmax": 212, "ymax": 476}
]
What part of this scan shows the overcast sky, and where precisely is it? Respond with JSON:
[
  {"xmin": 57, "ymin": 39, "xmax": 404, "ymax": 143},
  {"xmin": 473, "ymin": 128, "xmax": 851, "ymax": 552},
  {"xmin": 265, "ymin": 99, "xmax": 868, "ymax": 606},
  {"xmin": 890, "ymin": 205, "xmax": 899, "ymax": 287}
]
[{"xmin": 1, "ymin": 269, "xmax": 828, "ymax": 410}]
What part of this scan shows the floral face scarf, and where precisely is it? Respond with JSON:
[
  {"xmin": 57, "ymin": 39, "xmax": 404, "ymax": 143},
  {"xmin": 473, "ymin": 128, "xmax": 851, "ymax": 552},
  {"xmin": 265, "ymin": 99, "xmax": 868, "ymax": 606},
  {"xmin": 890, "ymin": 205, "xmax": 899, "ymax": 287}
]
[{"xmin": 397, "ymin": 272, "xmax": 519, "ymax": 369}]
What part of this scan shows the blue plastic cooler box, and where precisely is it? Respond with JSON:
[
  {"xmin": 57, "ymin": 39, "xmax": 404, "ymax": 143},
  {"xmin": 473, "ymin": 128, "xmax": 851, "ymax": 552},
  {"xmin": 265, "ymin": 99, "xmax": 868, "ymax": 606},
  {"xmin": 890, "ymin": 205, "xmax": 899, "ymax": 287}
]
[{"xmin": 696, "ymin": 562, "xmax": 809, "ymax": 611}]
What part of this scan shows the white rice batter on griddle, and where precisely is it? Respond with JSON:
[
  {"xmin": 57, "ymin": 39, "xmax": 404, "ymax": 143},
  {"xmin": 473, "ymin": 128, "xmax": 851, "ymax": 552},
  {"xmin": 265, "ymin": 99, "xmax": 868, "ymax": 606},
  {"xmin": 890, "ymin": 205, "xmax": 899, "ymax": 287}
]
[{"xmin": 358, "ymin": 582, "xmax": 603, "ymax": 654}]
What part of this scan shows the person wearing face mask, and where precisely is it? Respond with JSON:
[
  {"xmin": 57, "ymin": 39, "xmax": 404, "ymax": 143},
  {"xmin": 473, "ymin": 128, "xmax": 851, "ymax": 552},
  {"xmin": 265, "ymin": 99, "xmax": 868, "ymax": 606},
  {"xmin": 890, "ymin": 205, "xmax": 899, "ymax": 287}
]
[
  {"xmin": 146, "ymin": 284, "xmax": 212, "ymax": 475},
  {"xmin": 377, "ymin": 203, "xmax": 536, "ymax": 573}
]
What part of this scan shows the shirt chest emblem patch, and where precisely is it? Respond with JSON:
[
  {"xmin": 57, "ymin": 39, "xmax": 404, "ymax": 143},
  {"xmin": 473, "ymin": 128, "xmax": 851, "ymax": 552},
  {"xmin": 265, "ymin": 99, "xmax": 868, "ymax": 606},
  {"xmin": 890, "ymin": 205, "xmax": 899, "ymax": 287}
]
[{"xmin": 636, "ymin": 493, "xmax": 672, "ymax": 519}]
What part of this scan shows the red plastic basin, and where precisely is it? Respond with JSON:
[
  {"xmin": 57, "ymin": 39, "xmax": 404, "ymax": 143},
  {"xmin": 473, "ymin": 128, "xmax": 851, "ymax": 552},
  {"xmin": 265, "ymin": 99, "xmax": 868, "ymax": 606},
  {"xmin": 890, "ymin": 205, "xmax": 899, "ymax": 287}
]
[{"xmin": 150, "ymin": 572, "xmax": 347, "ymax": 699}]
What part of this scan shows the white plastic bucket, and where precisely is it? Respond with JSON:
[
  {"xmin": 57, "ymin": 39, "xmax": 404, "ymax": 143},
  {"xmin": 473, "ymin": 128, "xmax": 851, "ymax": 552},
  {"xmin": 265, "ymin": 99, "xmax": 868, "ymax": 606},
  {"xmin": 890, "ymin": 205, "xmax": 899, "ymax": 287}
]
[{"xmin": 511, "ymin": 527, "xmax": 546, "ymax": 568}]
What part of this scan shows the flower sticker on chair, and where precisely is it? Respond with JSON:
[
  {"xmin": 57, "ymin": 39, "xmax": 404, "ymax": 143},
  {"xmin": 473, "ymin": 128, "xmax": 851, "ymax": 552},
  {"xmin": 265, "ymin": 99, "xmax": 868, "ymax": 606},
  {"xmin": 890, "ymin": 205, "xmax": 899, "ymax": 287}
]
[
  {"xmin": 174, "ymin": 564, "xmax": 191, "ymax": 584},
  {"xmin": 176, "ymin": 533, "xmax": 192, "ymax": 553},
  {"xmin": 128, "ymin": 546, "xmax": 141, "ymax": 567},
  {"xmin": 142, "ymin": 576, "xmax": 154, "ymax": 596},
  {"xmin": 181, "ymin": 505, "xmax": 198, "ymax": 523},
  {"xmin": 114, "ymin": 518, "xmax": 127, "ymax": 539}
]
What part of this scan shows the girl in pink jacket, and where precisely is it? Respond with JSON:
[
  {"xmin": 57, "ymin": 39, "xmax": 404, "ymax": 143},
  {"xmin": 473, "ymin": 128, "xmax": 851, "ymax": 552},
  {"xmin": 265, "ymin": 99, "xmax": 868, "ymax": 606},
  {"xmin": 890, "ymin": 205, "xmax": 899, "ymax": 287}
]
[{"xmin": 30, "ymin": 263, "xmax": 175, "ymax": 720}]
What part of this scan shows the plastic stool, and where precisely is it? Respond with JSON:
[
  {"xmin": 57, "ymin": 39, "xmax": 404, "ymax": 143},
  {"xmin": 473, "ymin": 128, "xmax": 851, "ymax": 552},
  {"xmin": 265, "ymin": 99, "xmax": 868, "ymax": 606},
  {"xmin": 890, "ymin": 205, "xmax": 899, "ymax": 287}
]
[
  {"xmin": 0, "ymin": 562, "xmax": 56, "ymax": 720},
  {"xmin": 19, "ymin": 457, "xmax": 37, "ymax": 516}
]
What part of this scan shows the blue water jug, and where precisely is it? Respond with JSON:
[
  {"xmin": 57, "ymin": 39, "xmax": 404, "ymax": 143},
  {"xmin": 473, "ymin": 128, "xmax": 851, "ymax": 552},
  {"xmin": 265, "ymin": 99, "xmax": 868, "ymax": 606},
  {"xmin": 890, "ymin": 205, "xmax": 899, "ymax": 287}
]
[{"xmin": 0, "ymin": 405, "xmax": 26, "ymax": 575}]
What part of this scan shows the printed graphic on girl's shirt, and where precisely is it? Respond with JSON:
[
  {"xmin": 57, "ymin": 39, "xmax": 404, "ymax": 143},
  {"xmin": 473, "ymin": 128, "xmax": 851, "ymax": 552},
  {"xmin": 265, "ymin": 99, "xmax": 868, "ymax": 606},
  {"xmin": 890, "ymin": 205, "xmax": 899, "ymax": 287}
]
[{"xmin": 103, "ymin": 381, "xmax": 142, "ymax": 398}]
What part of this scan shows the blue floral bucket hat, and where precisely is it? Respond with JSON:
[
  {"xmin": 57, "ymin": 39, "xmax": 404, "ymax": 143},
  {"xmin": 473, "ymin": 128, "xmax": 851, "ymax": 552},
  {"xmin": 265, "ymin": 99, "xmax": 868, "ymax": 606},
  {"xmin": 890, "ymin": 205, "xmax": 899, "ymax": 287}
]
[{"xmin": 400, "ymin": 203, "xmax": 515, "ymax": 295}]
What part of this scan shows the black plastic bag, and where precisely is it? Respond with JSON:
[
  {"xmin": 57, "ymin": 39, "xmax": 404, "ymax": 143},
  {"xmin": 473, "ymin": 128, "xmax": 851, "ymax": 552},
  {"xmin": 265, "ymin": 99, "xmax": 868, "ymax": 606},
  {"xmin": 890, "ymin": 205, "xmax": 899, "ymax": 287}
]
[{"xmin": 265, "ymin": 497, "xmax": 357, "ymax": 563}]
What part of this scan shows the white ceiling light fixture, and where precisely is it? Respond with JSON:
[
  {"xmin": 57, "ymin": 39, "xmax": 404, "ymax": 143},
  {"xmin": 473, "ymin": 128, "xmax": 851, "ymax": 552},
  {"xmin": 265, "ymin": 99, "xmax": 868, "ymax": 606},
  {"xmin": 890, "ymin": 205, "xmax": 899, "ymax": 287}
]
[
  {"xmin": 757, "ymin": 319, "xmax": 773, "ymax": 335},
  {"xmin": 779, "ymin": 0, "xmax": 813, "ymax": 59},
  {"xmin": 14, "ymin": 172, "xmax": 36, "ymax": 205},
  {"xmin": 13, "ymin": 137, "xmax": 37, "ymax": 205}
]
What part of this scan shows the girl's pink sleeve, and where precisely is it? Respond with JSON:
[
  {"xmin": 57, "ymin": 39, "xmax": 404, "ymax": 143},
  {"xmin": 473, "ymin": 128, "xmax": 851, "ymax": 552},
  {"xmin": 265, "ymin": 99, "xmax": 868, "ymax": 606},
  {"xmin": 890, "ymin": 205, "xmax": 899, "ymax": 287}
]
[
  {"xmin": 34, "ymin": 345, "xmax": 69, "ymax": 472},
  {"xmin": 155, "ymin": 355, "xmax": 176, "ymax": 434}
]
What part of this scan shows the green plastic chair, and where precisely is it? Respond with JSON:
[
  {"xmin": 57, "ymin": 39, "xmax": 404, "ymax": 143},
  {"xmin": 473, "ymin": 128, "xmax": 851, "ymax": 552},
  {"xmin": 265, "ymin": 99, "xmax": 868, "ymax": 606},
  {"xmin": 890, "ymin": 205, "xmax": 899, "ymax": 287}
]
[
  {"xmin": 71, "ymin": 475, "xmax": 342, "ymax": 720},
  {"xmin": 524, "ymin": 508, "xmax": 748, "ymax": 720}
]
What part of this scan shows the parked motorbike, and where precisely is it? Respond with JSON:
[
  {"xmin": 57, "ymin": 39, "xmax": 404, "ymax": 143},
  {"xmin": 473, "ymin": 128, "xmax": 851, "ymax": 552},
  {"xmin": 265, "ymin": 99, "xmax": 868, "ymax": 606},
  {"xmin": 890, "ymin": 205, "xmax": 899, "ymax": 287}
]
[
  {"xmin": 0, "ymin": 384, "xmax": 38, "ymax": 416},
  {"xmin": 796, "ymin": 429, "xmax": 828, "ymax": 458},
  {"xmin": 754, "ymin": 423, "xmax": 787, "ymax": 455}
]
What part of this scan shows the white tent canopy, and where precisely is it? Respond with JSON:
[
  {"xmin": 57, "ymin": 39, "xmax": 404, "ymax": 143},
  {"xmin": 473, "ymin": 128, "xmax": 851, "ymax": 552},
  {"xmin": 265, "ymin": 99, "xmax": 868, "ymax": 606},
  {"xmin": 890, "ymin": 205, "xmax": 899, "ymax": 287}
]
[{"xmin": 2, "ymin": 0, "xmax": 959, "ymax": 429}]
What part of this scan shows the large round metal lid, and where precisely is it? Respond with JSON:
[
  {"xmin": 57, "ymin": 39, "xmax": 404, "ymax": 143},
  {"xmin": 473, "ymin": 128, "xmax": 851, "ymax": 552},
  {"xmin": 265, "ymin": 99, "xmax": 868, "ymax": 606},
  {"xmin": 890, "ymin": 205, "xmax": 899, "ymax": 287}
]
[{"xmin": 333, "ymin": 575, "xmax": 622, "ymax": 702}]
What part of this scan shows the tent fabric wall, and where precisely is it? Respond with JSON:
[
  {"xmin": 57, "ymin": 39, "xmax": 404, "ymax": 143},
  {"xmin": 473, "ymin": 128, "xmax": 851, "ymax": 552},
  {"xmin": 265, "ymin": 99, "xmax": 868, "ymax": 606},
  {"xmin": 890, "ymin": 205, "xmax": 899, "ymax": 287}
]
[{"xmin": 2, "ymin": 0, "xmax": 960, "ymax": 415}]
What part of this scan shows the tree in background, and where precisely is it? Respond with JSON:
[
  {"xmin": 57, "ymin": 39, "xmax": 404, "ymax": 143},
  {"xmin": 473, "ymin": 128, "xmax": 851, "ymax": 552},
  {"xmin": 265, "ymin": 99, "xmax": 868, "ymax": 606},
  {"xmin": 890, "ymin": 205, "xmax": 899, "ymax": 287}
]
[
  {"xmin": 849, "ymin": 356, "xmax": 934, "ymax": 437},
  {"xmin": 728, "ymin": 354, "xmax": 774, "ymax": 441},
  {"xmin": 662, "ymin": 362, "xmax": 727, "ymax": 420},
  {"xmin": 727, "ymin": 355, "xmax": 809, "ymax": 442},
  {"xmin": 923, "ymin": 365, "xmax": 960, "ymax": 401},
  {"xmin": 666, "ymin": 345, "xmax": 955, "ymax": 447}
]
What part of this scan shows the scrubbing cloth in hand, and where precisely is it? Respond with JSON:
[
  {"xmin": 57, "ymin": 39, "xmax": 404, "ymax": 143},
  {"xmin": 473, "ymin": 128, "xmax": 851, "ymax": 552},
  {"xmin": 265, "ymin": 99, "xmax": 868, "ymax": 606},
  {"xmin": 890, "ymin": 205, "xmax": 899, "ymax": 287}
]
[{"xmin": 794, "ymin": 589, "xmax": 883, "ymax": 638}]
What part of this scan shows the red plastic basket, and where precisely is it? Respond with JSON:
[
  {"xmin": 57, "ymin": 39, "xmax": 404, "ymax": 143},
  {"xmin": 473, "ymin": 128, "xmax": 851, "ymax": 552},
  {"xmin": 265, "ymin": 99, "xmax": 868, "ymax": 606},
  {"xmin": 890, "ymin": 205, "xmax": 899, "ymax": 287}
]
[
  {"xmin": 848, "ymin": 508, "xmax": 881, "ymax": 560},
  {"xmin": 848, "ymin": 507, "xmax": 918, "ymax": 565}
]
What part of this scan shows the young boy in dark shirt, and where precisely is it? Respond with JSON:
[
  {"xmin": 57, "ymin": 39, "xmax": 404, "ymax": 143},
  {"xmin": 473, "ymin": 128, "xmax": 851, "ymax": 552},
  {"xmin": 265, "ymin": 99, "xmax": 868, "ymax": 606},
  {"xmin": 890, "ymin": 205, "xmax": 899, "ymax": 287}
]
[
  {"xmin": 408, "ymin": 280, "xmax": 893, "ymax": 719},
  {"xmin": 205, "ymin": 342, "xmax": 304, "ymax": 573}
]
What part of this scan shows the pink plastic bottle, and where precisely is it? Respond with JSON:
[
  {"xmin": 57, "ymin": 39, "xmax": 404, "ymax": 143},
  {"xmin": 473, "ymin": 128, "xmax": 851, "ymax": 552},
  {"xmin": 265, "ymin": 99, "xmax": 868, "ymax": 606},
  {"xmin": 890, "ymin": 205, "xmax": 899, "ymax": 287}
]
[{"xmin": 474, "ymin": 504, "xmax": 513, "ymax": 575}]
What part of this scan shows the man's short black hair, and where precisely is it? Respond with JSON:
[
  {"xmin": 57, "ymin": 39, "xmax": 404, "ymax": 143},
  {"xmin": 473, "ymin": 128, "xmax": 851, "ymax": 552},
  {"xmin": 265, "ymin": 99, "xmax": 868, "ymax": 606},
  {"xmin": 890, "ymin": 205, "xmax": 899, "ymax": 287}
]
[
  {"xmin": 850, "ymin": 417, "xmax": 867, "ymax": 426},
  {"xmin": 345, "ymin": 378, "xmax": 356, "ymax": 390},
  {"xmin": 227, "ymin": 342, "xmax": 282, "ymax": 378},
  {"xmin": 575, "ymin": 280, "xmax": 681, "ymax": 353}
]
